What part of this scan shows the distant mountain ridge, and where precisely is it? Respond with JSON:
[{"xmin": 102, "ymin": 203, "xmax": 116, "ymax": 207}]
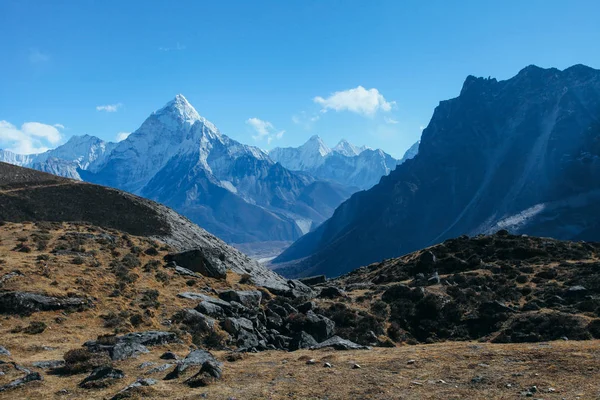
[
  {"xmin": 273, "ymin": 64, "xmax": 600, "ymax": 278},
  {"xmin": 269, "ymin": 135, "xmax": 406, "ymax": 190},
  {"xmin": 0, "ymin": 95, "xmax": 358, "ymax": 249}
]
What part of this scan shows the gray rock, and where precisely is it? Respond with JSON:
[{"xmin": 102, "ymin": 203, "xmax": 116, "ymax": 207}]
[
  {"xmin": 0, "ymin": 346, "xmax": 10, "ymax": 356},
  {"xmin": 297, "ymin": 301, "xmax": 316, "ymax": 313},
  {"xmin": 317, "ymin": 287, "xmax": 346, "ymax": 299},
  {"xmin": 165, "ymin": 349, "xmax": 220, "ymax": 380},
  {"xmin": 219, "ymin": 290, "xmax": 262, "ymax": 309},
  {"xmin": 0, "ymin": 291, "xmax": 89, "ymax": 315},
  {"xmin": 32, "ymin": 360, "xmax": 64, "ymax": 369},
  {"xmin": 184, "ymin": 360, "xmax": 223, "ymax": 387},
  {"xmin": 0, "ymin": 271, "xmax": 24, "ymax": 286},
  {"xmin": 176, "ymin": 308, "xmax": 217, "ymax": 330},
  {"xmin": 0, "ymin": 372, "xmax": 43, "ymax": 392},
  {"xmin": 138, "ymin": 361, "xmax": 156, "ymax": 369},
  {"xmin": 145, "ymin": 363, "xmax": 174, "ymax": 375},
  {"xmin": 84, "ymin": 331, "xmax": 180, "ymax": 360},
  {"xmin": 222, "ymin": 317, "xmax": 254, "ymax": 335},
  {"xmin": 165, "ymin": 250, "xmax": 227, "ymax": 279},
  {"xmin": 79, "ymin": 366, "xmax": 125, "ymax": 389},
  {"xmin": 195, "ymin": 300, "xmax": 226, "ymax": 318},
  {"xmin": 171, "ymin": 264, "xmax": 202, "ymax": 279},
  {"xmin": 160, "ymin": 351, "xmax": 178, "ymax": 360},
  {"xmin": 289, "ymin": 331, "xmax": 318, "ymax": 351},
  {"xmin": 298, "ymin": 275, "xmax": 327, "ymax": 286},
  {"xmin": 112, "ymin": 342, "xmax": 149, "ymax": 361},
  {"xmin": 310, "ymin": 336, "xmax": 371, "ymax": 351},
  {"xmin": 110, "ymin": 378, "xmax": 157, "ymax": 400},
  {"xmin": 178, "ymin": 292, "xmax": 232, "ymax": 308},
  {"xmin": 304, "ymin": 311, "xmax": 335, "ymax": 342}
]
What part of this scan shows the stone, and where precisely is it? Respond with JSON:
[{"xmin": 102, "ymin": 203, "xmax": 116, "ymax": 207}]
[
  {"xmin": 84, "ymin": 331, "xmax": 180, "ymax": 361},
  {"xmin": 289, "ymin": 331, "xmax": 318, "ymax": 351},
  {"xmin": 0, "ymin": 346, "xmax": 10, "ymax": 356},
  {"xmin": 185, "ymin": 360, "xmax": 223, "ymax": 387},
  {"xmin": 79, "ymin": 366, "xmax": 125, "ymax": 389},
  {"xmin": 32, "ymin": 360, "xmax": 65, "ymax": 369},
  {"xmin": 222, "ymin": 317, "xmax": 254, "ymax": 335},
  {"xmin": 323, "ymin": 362, "xmax": 332, "ymax": 368},
  {"xmin": 352, "ymin": 364, "xmax": 361, "ymax": 369},
  {"xmin": 160, "ymin": 351, "xmax": 178, "ymax": 360},
  {"xmin": 297, "ymin": 301, "xmax": 315, "ymax": 314},
  {"xmin": 310, "ymin": 336, "xmax": 371, "ymax": 351},
  {"xmin": 172, "ymin": 265, "xmax": 202, "ymax": 279},
  {"xmin": 145, "ymin": 364, "xmax": 174, "ymax": 375},
  {"xmin": 110, "ymin": 378, "xmax": 157, "ymax": 400},
  {"xmin": 219, "ymin": 290, "xmax": 262, "ymax": 309},
  {"xmin": 306, "ymin": 359, "xmax": 316, "ymax": 365},
  {"xmin": 176, "ymin": 308, "xmax": 217, "ymax": 330},
  {"xmin": 298, "ymin": 275, "xmax": 327, "ymax": 286},
  {"xmin": 0, "ymin": 372, "xmax": 43, "ymax": 392},
  {"xmin": 0, "ymin": 291, "xmax": 89, "ymax": 315},
  {"xmin": 195, "ymin": 301, "xmax": 226, "ymax": 319},
  {"xmin": 165, "ymin": 250, "xmax": 227, "ymax": 279},
  {"xmin": 407, "ymin": 359, "xmax": 416, "ymax": 365},
  {"xmin": 112, "ymin": 342, "xmax": 149, "ymax": 361},
  {"xmin": 304, "ymin": 311, "xmax": 335, "ymax": 342},
  {"xmin": 318, "ymin": 287, "xmax": 346, "ymax": 299},
  {"xmin": 138, "ymin": 362, "xmax": 155, "ymax": 369},
  {"xmin": 165, "ymin": 350, "xmax": 221, "ymax": 380}
]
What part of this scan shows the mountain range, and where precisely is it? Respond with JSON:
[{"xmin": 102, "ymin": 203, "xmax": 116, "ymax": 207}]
[
  {"xmin": 269, "ymin": 135, "xmax": 404, "ymax": 190},
  {"xmin": 273, "ymin": 64, "xmax": 600, "ymax": 278},
  {"xmin": 0, "ymin": 95, "xmax": 408, "ymax": 255}
]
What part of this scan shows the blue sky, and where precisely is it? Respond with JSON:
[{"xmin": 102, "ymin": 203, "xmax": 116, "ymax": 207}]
[{"xmin": 1, "ymin": 0, "xmax": 599, "ymax": 158}]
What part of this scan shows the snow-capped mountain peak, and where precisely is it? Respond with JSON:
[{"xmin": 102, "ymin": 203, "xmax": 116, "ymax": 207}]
[
  {"xmin": 333, "ymin": 139, "xmax": 362, "ymax": 156},
  {"xmin": 303, "ymin": 135, "xmax": 331, "ymax": 157}
]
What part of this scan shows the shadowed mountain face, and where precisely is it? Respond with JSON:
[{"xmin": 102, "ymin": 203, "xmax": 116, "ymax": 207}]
[
  {"xmin": 274, "ymin": 64, "xmax": 600, "ymax": 278},
  {"xmin": 0, "ymin": 162, "xmax": 304, "ymax": 294}
]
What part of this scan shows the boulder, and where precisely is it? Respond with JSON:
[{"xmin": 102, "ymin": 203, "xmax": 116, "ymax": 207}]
[
  {"xmin": 164, "ymin": 349, "xmax": 220, "ymax": 380},
  {"xmin": 79, "ymin": 366, "xmax": 125, "ymax": 389},
  {"xmin": 299, "ymin": 275, "xmax": 327, "ymax": 286},
  {"xmin": 310, "ymin": 336, "xmax": 371, "ymax": 351},
  {"xmin": 164, "ymin": 250, "xmax": 227, "ymax": 279},
  {"xmin": 110, "ymin": 378, "xmax": 156, "ymax": 400},
  {"xmin": 0, "ymin": 372, "xmax": 43, "ymax": 392},
  {"xmin": 318, "ymin": 287, "xmax": 346, "ymax": 299},
  {"xmin": 0, "ymin": 291, "xmax": 89, "ymax": 315},
  {"xmin": 0, "ymin": 346, "xmax": 10, "ymax": 357},
  {"xmin": 32, "ymin": 360, "xmax": 65, "ymax": 369},
  {"xmin": 219, "ymin": 290, "xmax": 262, "ymax": 309},
  {"xmin": 175, "ymin": 309, "xmax": 217, "ymax": 330},
  {"xmin": 184, "ymin": 360, "xmax": 223, "ymax": 387},
  {"xmin": 85, "ymin": 331, "xmax": 180, "ymax": 361},
  {"xmin": 195, "ymin": 301, "xmax": 226, "ymax": 319},
  {"xmin": 159, "ymin": 352, "xmax": 178, "ymax": 360},
  {"xmin": 289, "ymin": 331, "xmax": 318, "ymax": 351},
  {"xmin": 304, "ymin": 311, "xmax": 335, "ymax": 342},
  {"xmin": 222, "ymin": 317, "xmax": 254, "ymax": 335}
]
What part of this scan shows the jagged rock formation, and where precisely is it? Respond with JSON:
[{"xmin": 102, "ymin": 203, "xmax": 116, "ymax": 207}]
[{"xmin": 274, "ymin": 64, "xmax": 600, "ymax": 278}]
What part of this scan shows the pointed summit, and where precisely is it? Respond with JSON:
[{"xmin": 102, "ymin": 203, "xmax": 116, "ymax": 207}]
[
  {"xmin": 333, "ymin": 139, "xmax": 362, "ymax": 157},
  {"xmin": 303, "ymin": 135, "xmax": 331, "ymax": 157}
]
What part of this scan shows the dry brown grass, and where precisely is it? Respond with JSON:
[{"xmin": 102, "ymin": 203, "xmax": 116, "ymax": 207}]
[{"xmin": 1, "ymin": 222, "xmax": 600, "ymax": 399}]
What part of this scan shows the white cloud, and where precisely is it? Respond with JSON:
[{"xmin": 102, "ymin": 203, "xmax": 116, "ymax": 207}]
[
  {"xmin": 246, "ymin": 117, "xmax": 285, "ymax": 144},
  {"xmin": 96, "ymin": 103, "xmax": 122, "ymax": 112},
  {"xmin": 116, "ymin": 132, "xmax": 131, "ymax": 142},
  {"xmin": 385, "ymin": 117, "xmax": 399, "ymax": 124},
  {"xmin": 159, "ymin": 42, "xmax": 186, "ymax": 51},
  {"xmin": 0, "ymin": 120, "xmax": 63, "ymax": 154},
  {"xmin": 419, "ymin": 125, "xmax": 425, "ymax": 131},
  {"xmin": 53, "ymin": 123, "xmax": 65, "ymax": 129},
  {"xmin": 314, "ymin": 86, "xmax": 395, "ymax": 117},
  {"xmin": 29, "ymin": 49, "xmax": 49, "ymax": 64}
]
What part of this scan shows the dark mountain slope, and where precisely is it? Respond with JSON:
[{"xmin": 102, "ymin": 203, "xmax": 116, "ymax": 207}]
[
  {"xmin": 274, "ymin": 64, "xmax": 600, "ymax": 278},
  {"xmin": 0, "ymin": 162, "xmax": 302, "ymax": 294}
]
